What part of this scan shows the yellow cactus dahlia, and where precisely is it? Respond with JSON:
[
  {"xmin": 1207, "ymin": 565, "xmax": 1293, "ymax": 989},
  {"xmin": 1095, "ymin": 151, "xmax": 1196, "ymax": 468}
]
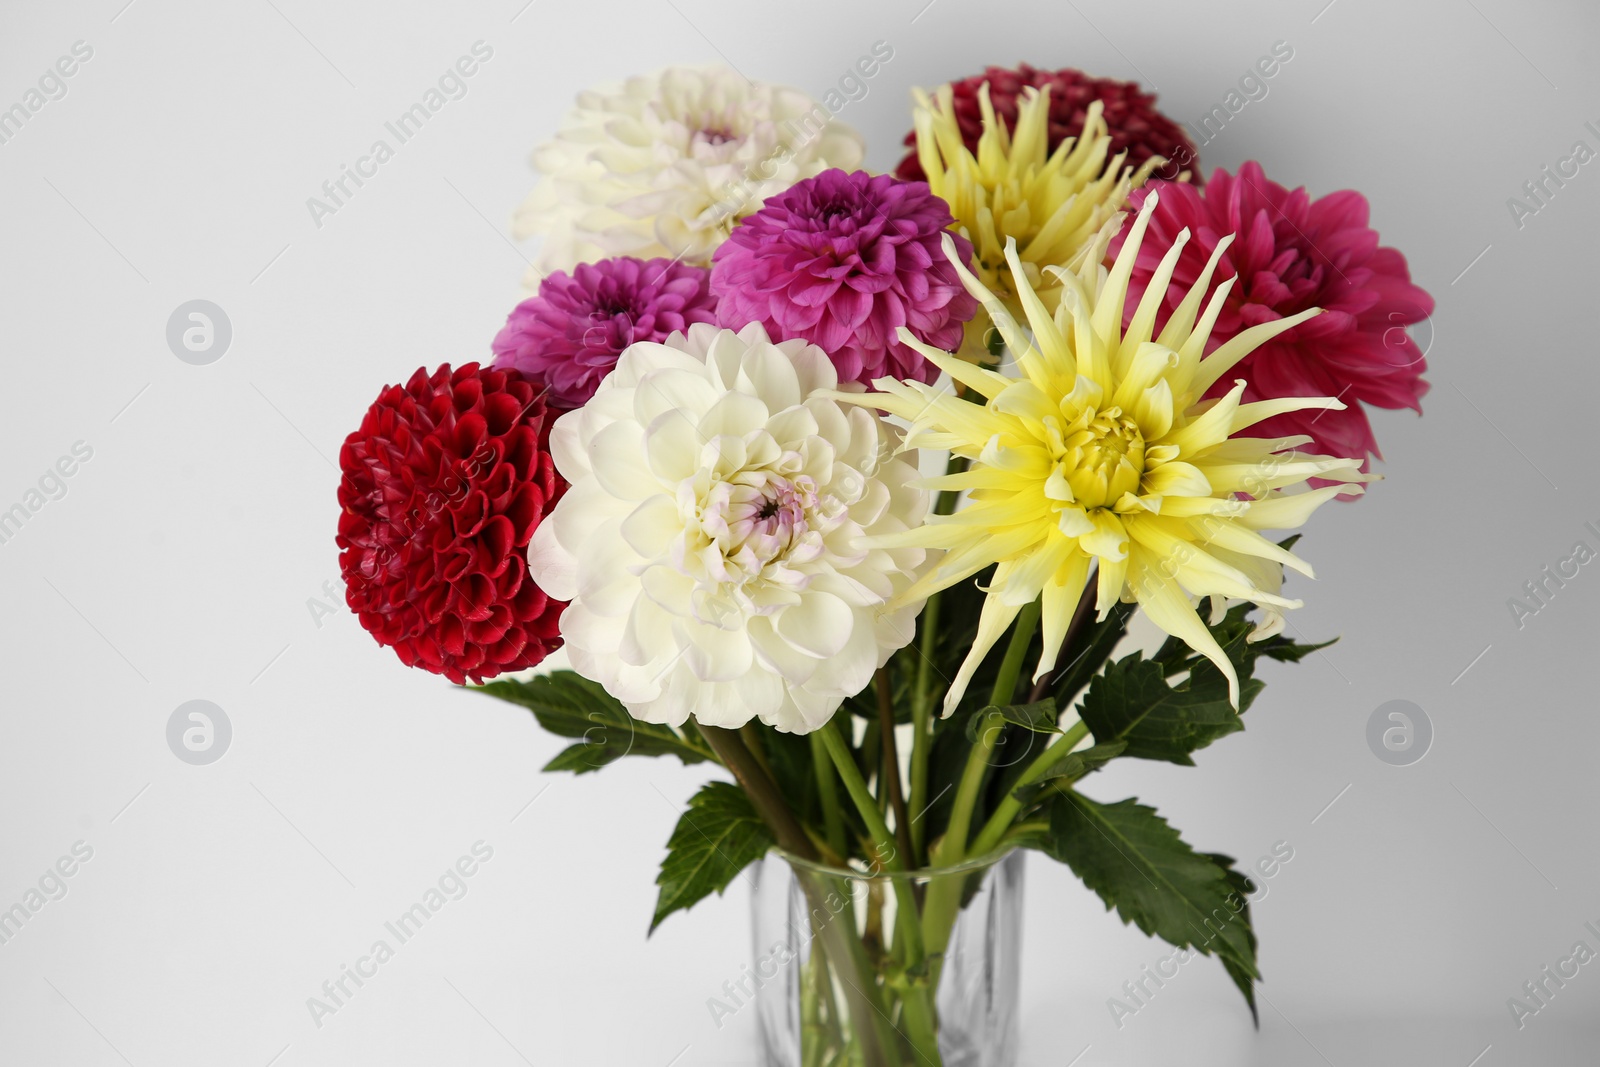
[
  {"xmin": 911, "ymin": 82, "xmax": 1160, "ymax": 350},
  {"xmin": 839, "ymin": 192, "xmax": 1370, "ymax": 713}
]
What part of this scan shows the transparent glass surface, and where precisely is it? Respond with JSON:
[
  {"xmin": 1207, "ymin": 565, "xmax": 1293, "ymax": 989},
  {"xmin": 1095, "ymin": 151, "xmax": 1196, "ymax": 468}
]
[{"xmin": 750, "ymin": 849, "xmax": 1025, "ymax": 1067}]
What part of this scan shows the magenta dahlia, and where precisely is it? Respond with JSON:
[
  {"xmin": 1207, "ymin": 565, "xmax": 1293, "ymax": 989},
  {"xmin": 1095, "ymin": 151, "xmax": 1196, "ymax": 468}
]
[
  {"xmin": 895, "ymin": 64, "xmax": 1199, "ymax": 186},
  {"xmin": 491, "ymin": 257, "xmax": 719, "ymax": 410},
  {"xmin": 1116, "ymin": 162, "xmax": 1433, "ymax": 470},
  {"xmin": 711, "ymin": 169, "xmax": 978, "ymax": 387},
  {"xmin": 337, "ymin": 363, "xmax": 566, "ymax": 684}
]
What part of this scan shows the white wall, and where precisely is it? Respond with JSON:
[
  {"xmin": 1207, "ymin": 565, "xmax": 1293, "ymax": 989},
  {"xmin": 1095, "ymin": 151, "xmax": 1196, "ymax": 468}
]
[{"xmin": 0, "ymin": 0, "xmax": 1596, "ymax": 1063}]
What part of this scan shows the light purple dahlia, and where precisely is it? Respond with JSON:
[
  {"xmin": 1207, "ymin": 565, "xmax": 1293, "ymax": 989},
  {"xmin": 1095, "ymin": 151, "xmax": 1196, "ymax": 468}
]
[
  {"xmin": 711, "ymin": 169, "xmax": 978, "ymax": 388},
  {"xmin": 491, "ymin": 256, "xmax": 719, "ymax": 410}
]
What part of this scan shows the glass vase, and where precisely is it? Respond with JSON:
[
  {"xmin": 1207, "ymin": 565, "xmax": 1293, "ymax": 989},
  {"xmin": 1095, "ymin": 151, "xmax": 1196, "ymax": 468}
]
[{"xmin": 750, "ymin": 849, "xmax": 1025, "ymax": 1067}]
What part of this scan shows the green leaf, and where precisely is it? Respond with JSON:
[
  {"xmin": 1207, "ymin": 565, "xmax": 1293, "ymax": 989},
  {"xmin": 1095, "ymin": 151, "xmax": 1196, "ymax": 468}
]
[
  {"xmin": 1255, "ymin": 633, "xmax": 1337, "ymax": 664},
  {"xmin": 1148, "ymin": 556, "xmax": 1333, "ymax": 678},
  {"xmin": 1042, "ymin": 791, "xmax": 1259, "ymax": 1010},
  {"xmin": 1049, "ymin": 599, "xmax": 1138, "ymax": 705},
  {"xmin": 988, "ymin": 699, "xmax": 1062, "ymax": 734},
  {"xmin": 1083, "ymin": 596, "xmax": 1338, "ymax": 764},
  {"xmin": 473, "ymin": 671, "xmax": 712, "ymax": 775},
  {"xmin": 1209, "ymin": 853, "xmax": 1261, "ymax": 1026},
  {"xmin": 1010, "ymin": 741, "xmax": 1127, "ymax": 805},
  {"xmin": 1212, "ymin": 605, "xmax": 1336, "ymax": 672},
  {"xmin": 651, "ymin": 781, "xmax": 774, "ymax": 932},
  {"xmin": 1078, "ymin": 654, "xmax": 1253, "ymax": 765}
]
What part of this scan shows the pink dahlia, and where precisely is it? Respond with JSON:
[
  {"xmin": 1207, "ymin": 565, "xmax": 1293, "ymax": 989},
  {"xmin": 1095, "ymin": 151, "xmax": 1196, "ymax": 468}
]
[
  {"xmin": 491, "ymin": 257, "xmax": 719, "ymax": 410},
  {"xmin": 1117, "ymin": 162, "xmax": 1432, "ymax": 470},
  {"xmin": 711, "ymin": 169, "xmax": 978, "ymax": 387},
  {"xmin": 895, "ymin": 64, "xmax": 1200, "ymax": 186},
  {"xmin": 337, "ymin": 363, "xmax": 566, "ymax": 684}
]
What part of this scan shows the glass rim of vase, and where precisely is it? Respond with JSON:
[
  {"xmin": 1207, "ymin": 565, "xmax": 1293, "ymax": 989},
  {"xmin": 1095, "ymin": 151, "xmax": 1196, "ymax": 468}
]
[{"xmin": 768, "ymin": 845, "xmax": 1018, "ymax": 881}]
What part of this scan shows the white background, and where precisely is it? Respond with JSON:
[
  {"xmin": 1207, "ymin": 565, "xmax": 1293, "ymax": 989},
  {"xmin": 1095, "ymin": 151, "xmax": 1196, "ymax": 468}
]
[{"xmin": 1, "ymin": 0, "xmax": 1597, "ymax": 1063}]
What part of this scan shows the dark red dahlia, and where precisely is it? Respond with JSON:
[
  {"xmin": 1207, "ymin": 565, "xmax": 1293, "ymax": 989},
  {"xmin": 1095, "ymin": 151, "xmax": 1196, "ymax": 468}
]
[
  {"xmin": 337, "ymin": 363, "xmax": 566, "ymax": 684},
  {"xmin": 1115, "ymin": 163, "xmax": 1433, "ymax": 472},
  {"xmin": 895, "ymin": 64, "xmax": 1200, "ymax": 186}
]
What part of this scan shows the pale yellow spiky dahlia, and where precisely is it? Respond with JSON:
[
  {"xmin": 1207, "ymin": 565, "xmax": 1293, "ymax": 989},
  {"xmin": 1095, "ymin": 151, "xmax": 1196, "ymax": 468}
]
[
  {"xmin": 911, "ymin": 82, "xmax": 1160, "ymax": 352},
  {"xmin": 839, "ymin": 192, "xmax": 1370, "ymax": 713}
]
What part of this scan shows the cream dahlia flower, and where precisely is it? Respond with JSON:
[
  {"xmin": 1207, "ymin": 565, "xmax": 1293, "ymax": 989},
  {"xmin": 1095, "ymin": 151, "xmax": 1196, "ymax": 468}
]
[
  {"xmin": 912, "ymin": 82, "xmax": 1159, "ymax": 353},
  {"xmin": 528, "ymin": 322, "xmax": 929, "ymax": 734},
  {"xmin": 839, "ymin": 192, "xmax": 1369, "ymax": 713},
  {"xmin": 514, "ymin": 65, "xmax": 865, "ymax": 286}
]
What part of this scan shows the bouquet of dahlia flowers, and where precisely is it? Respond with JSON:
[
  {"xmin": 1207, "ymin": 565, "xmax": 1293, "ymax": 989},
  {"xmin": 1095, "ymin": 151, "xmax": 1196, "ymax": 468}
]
[{"xmin": 335, "ymin": 60, "xmax": 1431, "ymax": 1066}]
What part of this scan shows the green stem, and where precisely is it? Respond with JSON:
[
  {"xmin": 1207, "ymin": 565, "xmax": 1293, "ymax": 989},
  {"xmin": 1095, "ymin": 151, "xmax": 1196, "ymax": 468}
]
[
  {"xmin": 968, "ymin": 577, "xmax": 1106, "ymax": 862},
  {"xmin": 801, "ymin": 944, "xmax": 825, "ymax": 1067},
  {"xmin": 876, "ymin": 669, "xmax": 915, "ymax": 867},
  {"xmin": 908, "ymin": 453, "xmax": 967, "ymax": 866},
  {"xmin": 706, "ymin": 728, "xmax": 912, "ymax": 1063},
  {"xmin": 968, "ymin": 720, "xmax": 1090, "ymax": 859},
  {"xmin": 898, "ymin": 992, "xmax": 942, "ymax": 1066},
  {"xmin": 858, "ymin": 716, "xmax": 881, "ymax": 802},
  {"xmin": 908, "ymin": 596, "xmax": 938, "ymax": 864},
  {"xmin": 817, "ymin": 727, "xmax": 942, "ymax": 1064},
  {"xmin": 918, "ymin": 701, "xmax": 1004, "ymax": 961},
  {"xmin": 699, "ymin": 725, "xmax": 817, "ymax": 862},
  {"xmin": 988, "ymin": 599, "xmax": 1040, "ymax": 710},
  {"xmin": 1002, "ymin": 819, "xmax": 1049, "ymax": 844},
  {"xmin": 925, "ymin": 597, "xmax": 1038, "ymax": 877},
  {"xmin": 810, "ymin": 732, "xmax": 848, "ymax": 859},
  {"xmin": 802, "ymin": 872, "xmax": 903, "ymax": 1067},
  {"xmin": 741, "ymin": 722, "xmax": 776, "ymax": 782},
  {"xmin": 930, "ymin": 710, "xmax": 1001, "ymax": 871},
  {"xmin": 817, "ymin": 729, "xmax": 919, "ymax": 930}
]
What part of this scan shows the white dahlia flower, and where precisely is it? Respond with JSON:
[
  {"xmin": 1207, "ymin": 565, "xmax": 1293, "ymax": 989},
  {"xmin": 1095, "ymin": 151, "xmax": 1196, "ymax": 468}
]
[
  {"xmin": 513, "ymin": 65, "xmax": 865, "ymax": 285},
  {"xmin": 528, "ymin": 322, "xmax": 929, "ymax": 734}
]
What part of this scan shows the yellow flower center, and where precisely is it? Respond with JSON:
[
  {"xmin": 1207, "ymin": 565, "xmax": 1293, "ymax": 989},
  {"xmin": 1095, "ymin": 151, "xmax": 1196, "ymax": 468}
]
[
  {"xmin": 1047, "ymin": 405, "xmax": 1145, "ymax": 511},
  {"xmin": 835, "ymin": 192, "xmax": 1369, "ymax": 715}
]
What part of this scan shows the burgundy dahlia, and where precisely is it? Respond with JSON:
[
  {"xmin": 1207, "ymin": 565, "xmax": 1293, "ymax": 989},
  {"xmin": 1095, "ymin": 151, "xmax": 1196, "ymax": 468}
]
[
  {"xmin": 337, "ymin": 363, "xmax": 566, "ymax": 684},
  {"xmin": 1116, "ymin": 162, "xmax": 1433, "ymax": 470},
  {"xmin": 711, "ymin": 169, "xmax": 978, "ymax": 387},
  {"xmin": 895, "ymin": 64, "xmax": 1200, "ymax": 186},
  {"xmin": 491, "ymin": 257, "xmax": 719, "ymax": 410}
]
